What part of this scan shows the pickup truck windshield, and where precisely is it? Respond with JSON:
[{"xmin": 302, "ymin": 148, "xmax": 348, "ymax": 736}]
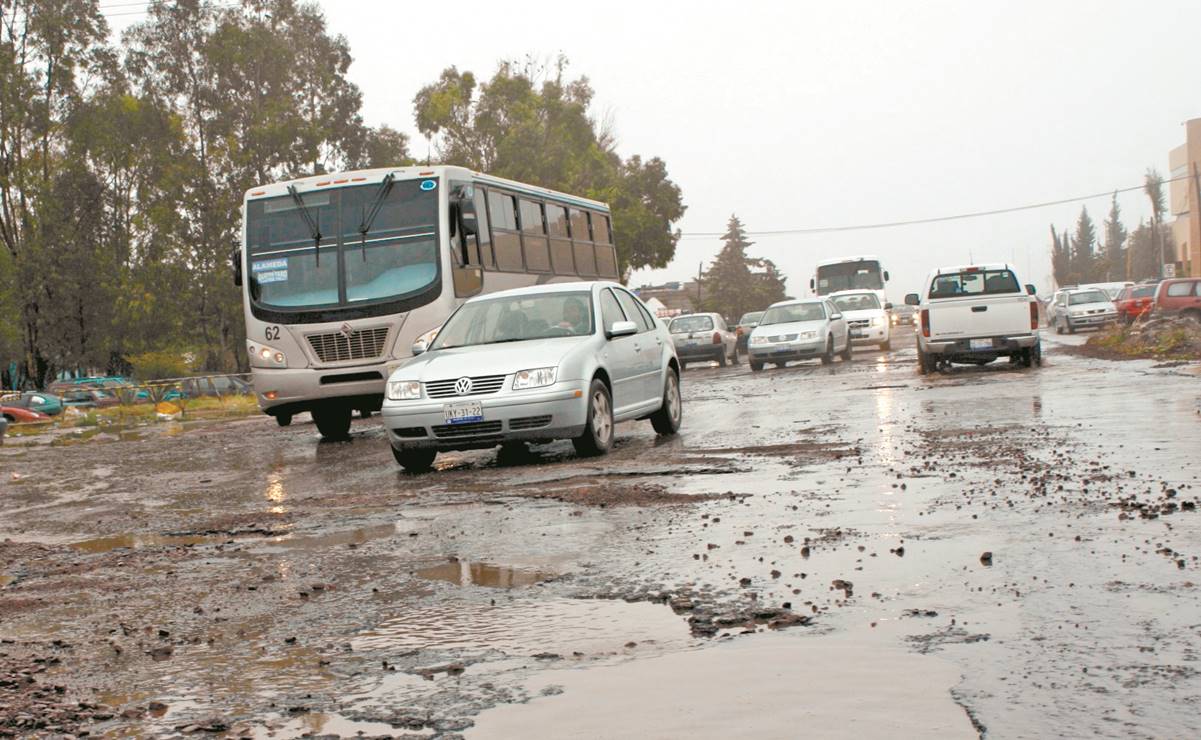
[
  {"xmin": 670, "ymin": 316, "xmax": 714, "ymax": 333},
  {"xmin": 831, "ymin": 293, "xmax": 881, "ymax": 311},
  {"xmin": 929, "ymin": 270, "xmax": 1019, "ymax": 299}
]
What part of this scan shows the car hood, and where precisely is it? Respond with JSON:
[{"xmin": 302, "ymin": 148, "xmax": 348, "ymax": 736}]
[
  {"xmin": 839, "ymin": 308, "xmax": 885, "ymax": 321},
  {"xmin": 752, "ymin": 320, "xmax": 827, "ymax": 337},
  {"xmin": 390, "ymin": 337, "xmax": 584, "ymax": 381},
  {"xmin": 1069, "ymin": 301, "xmax": 1116, "ymax": 312}
]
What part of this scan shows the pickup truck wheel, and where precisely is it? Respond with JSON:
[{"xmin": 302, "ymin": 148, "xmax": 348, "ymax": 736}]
[
  {"xmin": 275, "ymin": 413, "xmax": 292, "ymax": 427},
  {"xmin": 573, "ymin": 379, "xmax": 614, "ymax": 457},
  {"xmin": 880, "ymin": 339, "xmax": 891, "ymax": 351},
  {"xmin": 392, "ymin": 447, "xmax": 436, "ymax": 473},
  {"xmin": 917, "ymin": 348, "xmax": 929, "ymax": 375},
  {"xmin": 821, "ymin": 336, "xmax": 835, "ymax": 365},
  {"xmin": 750, "ymin": 360, "xmax": 763, "ymax": 372},
  {"xmin": 650, "ymin": 371, "xmax": 682, "ymax": 435}
]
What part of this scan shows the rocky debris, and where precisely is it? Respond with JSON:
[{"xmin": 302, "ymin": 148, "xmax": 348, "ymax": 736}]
[
  {"xmin": 831, "ymin": 579, "xmax": 854, "ymax": 597},
  {"xmin": 979, "ymin": 551, "xmax": 993, "ymax": 566},
  {"xmin": 906, "ymin": 626, "xmax": 991, "ymax": 655}
]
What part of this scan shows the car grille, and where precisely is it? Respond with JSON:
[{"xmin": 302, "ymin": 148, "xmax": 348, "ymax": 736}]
[
  {"xmin": 425, "ymin": 374, "xmax": 507, "ymax": 399},
  {"xmin": 306, "ymin": 327, "xmax": 390, "ymax": 363},
  {"xmin": 767, "ymin": 334, "xmax": 797, "ymax": 343},
  {"xmin": 510, "ymin": 415, "xmax": 552, "ymax": 431},
  {"xmin": 848, "ymin": 319, "xmax": 871, "ymax": 328},
  {"xmin": 431, "ymin": 420, "xmax": 503, "ymax": 438}
]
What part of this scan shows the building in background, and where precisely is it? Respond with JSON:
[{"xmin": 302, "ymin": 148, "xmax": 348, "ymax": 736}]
[
  {"xmin": 634, "ymin": 282, "xmax": 703, "ymax": 318},
  {"xmin": 1168, "ymin": 117, "xmax": 1201, "ymax": 277}
]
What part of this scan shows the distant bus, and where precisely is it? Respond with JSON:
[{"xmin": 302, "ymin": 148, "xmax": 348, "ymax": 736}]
[
  {"xmin": 810, "ymin": 256, "xmax": 891, "ymax": 305},
  {"xmin": 233, "ymin": 165, "xmax": 620, "ymax": 439}
]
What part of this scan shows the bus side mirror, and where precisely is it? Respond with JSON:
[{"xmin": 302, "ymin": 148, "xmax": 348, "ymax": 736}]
[
  {"xmin": 809, "ymin": 278, "xmax": 815, "ymax": 290},
  {"xmin": 1026, "ymin": 284, "xmax": 1036, "ymax": 295},
  {"xmin": 884, "ymin": 302, "xmax": 893, "ymax": 310},
  {"xmin": 884, "ymin": 271, "xmax": 890, "ymax": 281},
  {"xmin": 904, "ymin": 293, "xmax": 920, "ymax": 306},
  {"xmin": 230, "ymin": 247, "xmax": 243, "ymax": 287}
]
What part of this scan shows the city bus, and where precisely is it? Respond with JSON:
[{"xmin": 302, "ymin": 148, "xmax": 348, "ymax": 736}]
[
  {"xmin": 810, "ymin": 255, "xmax": 891, "ymax": 305},
  {"xmin": 232, "ymin": 165, "xmax": 620, "ymax": 439}
]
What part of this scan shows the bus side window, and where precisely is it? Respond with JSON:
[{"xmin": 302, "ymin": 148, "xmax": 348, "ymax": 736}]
[
  {"xmin": 570, "ymin": 208, "xmax": 596, "ymax": 277},
  {"xmin": 547, "ymin": 203, "xmax": 575, "ymax": 275},
  {"xmin": 489, "ymin": 191, "xmax": 523, "ymax": 271},
  {"xmin": 474, "ymin": 186, "xmax": 494, "ymax": 269},
  {"xmin": 593, "ymin": 213, "xmax": 618, "ymax": 278},
  {"xmin": 518, "ymin": 198, "xmax": 551, "ymax": 273}
]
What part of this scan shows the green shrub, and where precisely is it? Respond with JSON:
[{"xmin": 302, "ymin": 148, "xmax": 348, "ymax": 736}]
[{"xmin": 128, "ymin": 350, "xmax": 190, "ymax": 381}]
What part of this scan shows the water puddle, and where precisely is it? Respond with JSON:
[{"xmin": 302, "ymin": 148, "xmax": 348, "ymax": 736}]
[
  {"xmin": 417, "ymin": 560, "xmax": 550, "ymax": 589},
  {"xmin": 265, "ymin": 522, "xmax": 399, "ymax": 550},
  {"xmin": 251, "ymin": 713, "xmax": 415, "ymax": 739},
  {"xmin": 354, "ymin": 597, "xmax": 691, "ymax": 657},
  {"xmin": 69, "ymin": 533, "xmax": 225, "ymax": 554}
]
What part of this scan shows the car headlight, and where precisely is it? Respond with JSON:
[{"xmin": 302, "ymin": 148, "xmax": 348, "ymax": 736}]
[
  {"xmin": 750, "ymin": 335, "xmax": 767, "ymax": 345},
  {"xmin": 513, "ymin": 367, "xmax": 556, "ymax": 390},
  {"xmin": 387, "ymin": 380, "xmax": 422, "ymax": 400},
  {"xmin": 248, "ymin": 342, "xmax": 286, "ymax": 367},
  {"xmin": 797, "ymin": 331, "xmax": 818, "ymax": 340}
]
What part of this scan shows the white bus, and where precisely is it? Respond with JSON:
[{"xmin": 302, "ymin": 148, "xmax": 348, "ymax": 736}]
[
  {"xmin": 233, "ymin": 165, "xmax": 620, "ymax": 439},
  {"xmin": 810, "ymin": 255, "xmax": 891, "ymax": 305}
]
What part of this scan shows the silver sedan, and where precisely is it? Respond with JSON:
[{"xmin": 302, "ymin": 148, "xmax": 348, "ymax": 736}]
[{"xmin": 381, "ymin": 282, "xmax": 683, "ymax": 472}]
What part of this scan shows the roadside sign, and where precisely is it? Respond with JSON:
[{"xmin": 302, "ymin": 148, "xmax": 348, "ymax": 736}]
[{"xmin": 1162, "ymin": 263, "xmax": 1177, "ymax": 278}]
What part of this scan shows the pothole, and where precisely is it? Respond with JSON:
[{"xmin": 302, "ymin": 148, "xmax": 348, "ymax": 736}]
[
  {"xmin": 69, "ymin": 533, "xmax": 227, "ymax": 553},
  {"xmin": 416, "ymin": 560, "xmax": 550, "ymax": 589}
]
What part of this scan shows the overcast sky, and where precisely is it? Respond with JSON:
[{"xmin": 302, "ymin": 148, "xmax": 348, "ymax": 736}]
[{"xmin": 116, "ymin": 0, "xmax": 1201, "ymax": 298}]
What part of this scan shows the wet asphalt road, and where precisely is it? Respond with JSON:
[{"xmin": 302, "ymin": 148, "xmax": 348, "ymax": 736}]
[{"xmin": 2, "ymin": 327, "xmax": 1200, "ymax": 738}]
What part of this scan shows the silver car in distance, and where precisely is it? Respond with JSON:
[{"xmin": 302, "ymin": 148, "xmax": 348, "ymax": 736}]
[{"xmin": 381, "ymin": 282, "xmax": 683, "ymax": 472}]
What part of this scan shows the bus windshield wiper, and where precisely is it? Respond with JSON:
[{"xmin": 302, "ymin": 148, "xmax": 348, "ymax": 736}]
[
  {"xmin": 357, "ymin": 173, "xmax": 395, "ymax": 261},
  {"xmin": 286, "ymin": 185, "xmax": 323, "ymax": 266}
]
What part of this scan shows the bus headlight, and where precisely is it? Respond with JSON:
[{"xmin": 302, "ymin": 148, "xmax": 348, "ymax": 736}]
[
  {"xmin": 513, "ymin": 367, "xmax": 556, "ymax": 390},
  {"xmin": 248, "ymin": 343, "xmax": 287, "ymax": 367},
  {"xmin": 387, "ymin": 380, "xmax": 422, "ymax": 400}
]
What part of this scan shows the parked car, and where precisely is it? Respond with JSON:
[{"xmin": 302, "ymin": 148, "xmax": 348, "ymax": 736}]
[
  {"xmin": 890, "ymin": 304, "xmax": 917, "ymax": 326},
  {"xmin": 668, "ymin": 313, "xmax": 739, "ymax": 368},
  {"xmin": 1153, "ymin": 278, "xmax": 1201, "ymax": 321},
  {"xmin": 1, "ymin": 405, "xmax": 51, "ymax": 423},
  {"xmin": 747, "ymin": 298, "xmax": 852, "ymax": 371},
  {"xmin": 829, "ymin": 290, "xmax": 892, "ymax": 350},
  {"xmin": 47, "ymin": 376, "xmax": 133, "ymax": 395},
  {"xmin": 60, "ymin": 387, "xmax": 121, "ymax": 409},
  {"xmin": 1079, "ymin": 281, "xmax": 1134, "ymax": 300},
  {"xmin": 179, "ymin": 375, "xmax": 252, "ymax": 398},
  {"xmin": 0, "ymin": 391, "xmax": 64, "ymax": 416},
  {"xmin": 734, "ymin": 311, "xmax": 765, "ymax": 352},
  {"xmin": 1051, "ymin": 288, "xmax": 1118, "ymax": 334},
  {"xmin": 906, "ymin": 263, "xmax": 1041, "ymax": 373},
  {"xmin": 381, "ymin": 282, "xmax": 682, "ymax": 473},
  {"xmin": 1114, "ymin": 284, "xmax": 1158, "ymax": 324}
]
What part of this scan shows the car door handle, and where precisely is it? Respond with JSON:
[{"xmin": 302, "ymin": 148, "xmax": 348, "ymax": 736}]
[{"xmin": 971, "ymin": 306, "xmax": 988, "ymax": 312}]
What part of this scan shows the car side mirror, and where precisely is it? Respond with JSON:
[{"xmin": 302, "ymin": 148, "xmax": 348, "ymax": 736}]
[
  {"xmin": 608, "ymin": 320, "xmax": 638, "ymax": 338},
  {"xmin": 1025, "ymin": 284, "xmax": 1036, "ymax": 295},
  {"xmin": 830, "ymin": 312, "xmax": 843, "ymax": 320},
  {"xmin": 410, "ymin": 341, "xmax": 427, "ymax": 356},
  {"xmin": 904, "ymin": 293, "xmax": 920, "ymax": 306},
  {"xmin": 230, "ymin": 247, "xmax": 243, "ymax": 287},
  {"xmin": 884, "ymin": 302, "xmax": 893, "ymax": 310}
]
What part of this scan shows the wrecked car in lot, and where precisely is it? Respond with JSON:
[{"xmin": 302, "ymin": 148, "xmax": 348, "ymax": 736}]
[{"xmin": 381, "ymin": 282, "xmax": 682, "ymax": 472}]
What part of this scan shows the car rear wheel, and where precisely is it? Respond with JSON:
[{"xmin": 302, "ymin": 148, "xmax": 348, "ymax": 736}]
[
  {"xmin": 730, "ymin": 346, "xmax": 741, "ymax": 365},
  {"xmin": 750, "ymin": 360, "xmax": 763, "ymax": 372},
  {"xmin": 573, "ymin": 379, "xmax": 613, "ymax": 457},
  {"xmin": 717, "ymin": 349, "xmax": 727, "ymax": 367},
  {"xmin": 275, "ymin": 413, "xmax": 292, "ymax": 427},
  {"xmin": 650, "ymin": 371, "xmax": 682, "ymax": 435},
  {"xmin": 821, "ymin": 336, "xmax": 835, "ymax": 365},
  {"xmin": 392, "ymin": 447, "xmax": 436, "ymax": 473},
  {"xmin": 312, "ymin": 404, "xmax": 352, "ymax": 441},
  {"xmin": 840, "ymin": 336, "xmax": 853, "ymax": 361}
]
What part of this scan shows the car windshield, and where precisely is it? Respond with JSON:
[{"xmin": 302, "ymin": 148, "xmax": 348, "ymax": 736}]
[
  {"xmin": 670, "ymin": 316, "xmax": 714, "ymax": 333},
  {"xmin": 431, "ymin": 291, "xmax": 595, "ymax": 350},
  {"xmin": 738, "ymin": 311, "xmax": 763, "ymax": 326},
  {"xmin": 1131, "ymin": 286, "xmax": 1156, "ymax": 298},
  {"xmin": 831, "ymin": 293, "xmax": 881, "ymax": 311},
  {"xmin": 760, "ymin": 303, "xmax": 826, "ymax": 325},
  {"xmin": 928, "ymin": 269, "xmax": 1020, "ymax": 298},
  {"xmin": 246, "ymin": 178, "xmax": 439, "ymax": 310},
  {"xmin": 1069, "ymin": 290, "xmax": 1109, "ymax": 305}
]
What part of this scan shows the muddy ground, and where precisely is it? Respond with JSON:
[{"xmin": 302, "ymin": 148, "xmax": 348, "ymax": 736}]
[{"xmin": 2, "ymin": 327, "xmax": 1200, "ymax": 738}]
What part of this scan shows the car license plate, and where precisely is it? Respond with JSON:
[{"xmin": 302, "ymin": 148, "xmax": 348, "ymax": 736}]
[
  {"xmin": 850, "ymin": 330, "xmax": 865, "ymax": 338},
  {"xmin": 443, "ymin": 401, "xmax": 483, "ymax": 425},
  {"xmin": 969, "ymin": 338, "xmax": 993, "ymax": 350}
]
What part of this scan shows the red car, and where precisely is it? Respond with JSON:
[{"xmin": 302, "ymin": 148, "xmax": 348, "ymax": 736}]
[
  {"xmin": 1154, "ymin": 278, "xmax": 1201, "ymax": 321},
  {"xmin": 0, "ymin": 405, "xmax": 51, "ymax": 424},
  {"xmin": 1114, "ymin": 284, "xmax": 1158, "ymax": 324}
]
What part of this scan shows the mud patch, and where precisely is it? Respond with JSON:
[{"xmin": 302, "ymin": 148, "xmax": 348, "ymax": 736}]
[
  {"xmin": 417, "ymin": 560, "xmax": 550, "ymax": 589},
  {"xmin": 0, "ymin": 575, "xmax": 13, "ymax": 588},
  {"xmin": 69, "ymin": 533, "xmax": 230, "ymax": 553},
  {"xmin": 905, "ymin": 625, "xmax": 991, "ymax": 654}
]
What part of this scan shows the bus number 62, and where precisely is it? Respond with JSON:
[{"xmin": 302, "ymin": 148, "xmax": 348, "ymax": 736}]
[{"xmin": 265, "ymin": 326, "xmax": 280, "ymax": 341}]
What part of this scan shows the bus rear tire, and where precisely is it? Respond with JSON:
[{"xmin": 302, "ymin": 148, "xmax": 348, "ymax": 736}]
[{"xmin": 312, "ymin": 404, "xmax": 352, "ymax": 440}]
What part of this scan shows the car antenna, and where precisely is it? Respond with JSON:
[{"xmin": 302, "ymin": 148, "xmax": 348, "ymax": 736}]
[
  {"xmin": 287, "ymin": 185, "xmax": 322, "ymax": 267},
  {"xmin": 358, "ymin": 173, "xmax": 395, "ymax": 261}
]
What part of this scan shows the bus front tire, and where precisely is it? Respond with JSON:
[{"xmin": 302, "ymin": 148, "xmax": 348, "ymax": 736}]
[
  {"xmin": 312, "ymin": 405, "xmax": 352, "ymax": 440},
  {"xmin": 275, "ymin": 413, "xmax": 292, "ymax": 427},
  {"xmin": 392, "ymin": 447, "xmax": 436, "ymax": 473}
]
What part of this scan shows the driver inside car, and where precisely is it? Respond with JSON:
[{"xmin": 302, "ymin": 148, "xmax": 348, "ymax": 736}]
[{"xmin": 558, "ymin": 297, "xmax": 589, "ymax": 334}]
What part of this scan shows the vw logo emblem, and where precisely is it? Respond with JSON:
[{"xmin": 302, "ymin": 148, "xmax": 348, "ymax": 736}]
[
  {"xmin": 455, "ymin": 377, "xmax": 473, "ymax": 396},
  {"xmin": 338, "ymin": 323, "xmax": 354, "ymax": 339}
]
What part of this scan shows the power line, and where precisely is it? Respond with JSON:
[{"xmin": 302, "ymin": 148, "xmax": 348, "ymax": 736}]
[{"xmin": 678, "ymin": 173, "xmax": 1190, "ymax": 239}]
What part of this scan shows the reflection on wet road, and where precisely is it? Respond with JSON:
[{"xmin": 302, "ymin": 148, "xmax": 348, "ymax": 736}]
[{"xmin": 1, "ymin": 330, "xmax": 1200, "ymax": 738}]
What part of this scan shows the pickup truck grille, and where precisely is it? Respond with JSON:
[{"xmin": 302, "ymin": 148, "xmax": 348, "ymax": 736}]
[
  {"xmin": 306, "ymin": 327, "xmax": 389, "ymax": 363},
  {"xmin": 425, "ymin": 374, "xmax": 507, "ymax": 399}
]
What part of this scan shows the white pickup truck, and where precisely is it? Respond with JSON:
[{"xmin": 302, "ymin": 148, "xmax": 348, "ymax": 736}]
[{"xmin": 904, "ymin": 263, "xmax": 1042, "ymax": 374}]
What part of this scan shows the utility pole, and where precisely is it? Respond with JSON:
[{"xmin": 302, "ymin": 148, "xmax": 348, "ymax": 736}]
[
  {"xmin": 696, "ymin": 262, "xmax": 703, "ymax": 306},
  {"xmin": 1192, "ymin": 163, "xmax": 1201, "ymax": 276}
]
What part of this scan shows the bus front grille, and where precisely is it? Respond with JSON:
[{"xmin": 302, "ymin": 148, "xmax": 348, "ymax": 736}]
[{"xmin": 306, "ymin": 327, "xmax": 390, "ymax": 363}]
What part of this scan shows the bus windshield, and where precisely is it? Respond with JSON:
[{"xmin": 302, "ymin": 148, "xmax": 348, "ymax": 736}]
[
  {"xmin": 815, "ymin": 261, "xmax": 883, "ymax": 294},
  {"xmin": 245, "ymin": 178, "xmax": 439, "ymax": 310}
]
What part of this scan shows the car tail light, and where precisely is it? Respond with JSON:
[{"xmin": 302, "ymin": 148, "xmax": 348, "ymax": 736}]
[
  {"xmin": 712, "ymin": 332, "xmax": 721, "ymax": 344},
  {"xmin": 920, "ymin": 309, "xmax": 930, "ymax": 338},
  {"xmin": 1029, "ymin": 300, "xmax": 1039, "ymax": 330}
]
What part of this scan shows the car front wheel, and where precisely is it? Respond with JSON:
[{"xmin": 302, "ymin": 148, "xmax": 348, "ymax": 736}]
[
  {"xmin": 392, "ymin": 447, "xmax": 436, "ymax": 473},
  {"xmin": 821, "ymin": 336, "xmax": 835, "ymax": 365},
  {"xmin": 650, "ymin": 370, "xmax": 682, "ymax": 435},
  {"xmin": 573, "ymin": 379, "xmax": 614, "ymax": 456}
]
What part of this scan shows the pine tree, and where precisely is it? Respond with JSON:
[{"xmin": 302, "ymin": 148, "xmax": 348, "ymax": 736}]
[
  {"xmin": 1071, "ymin": 207, "xmax": 1098, "ymax": 283},
  {"xmin": 700, "ymin": 215, "xmax": 760, "ymax": 321},
  {"xmin": 1051, "ymin": 225, "xmax": 1070, "ymax": 286},
  {"xmin": 1101, "ymin": 193, "xmax": 1127, "ymax": 280}
]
